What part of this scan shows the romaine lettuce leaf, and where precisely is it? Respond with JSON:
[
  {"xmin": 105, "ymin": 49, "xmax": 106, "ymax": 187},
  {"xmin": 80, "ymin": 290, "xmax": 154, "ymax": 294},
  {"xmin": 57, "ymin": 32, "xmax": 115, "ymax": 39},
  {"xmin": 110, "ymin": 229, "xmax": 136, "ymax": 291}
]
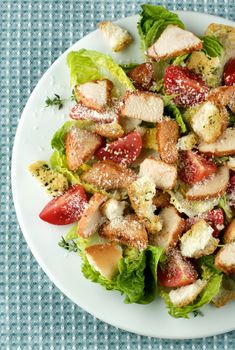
[
  {"xmin": 163, "ymin": 95, "xmax": 187, "ymax": 133},
  {"xmin": 67, "ymin": 49, "xmax": 135, "ymax": 95},
  {"xmin": 138, "ymin": 5, "xmax": 185, "ymax": 51},
  {"xmin": 50, "ymin": 150, "xmax": 80, "ymax": 185},
  {"xmin": 201, "ymin": 35, "xmax": 224, "ymax": 58},
  {"xmin": 218, "ymin": 194, "xmax": 233, "ymax": 223},
  {"xmin": 160, "ymin": 273, "xmax": 222, "ymax": 318}
]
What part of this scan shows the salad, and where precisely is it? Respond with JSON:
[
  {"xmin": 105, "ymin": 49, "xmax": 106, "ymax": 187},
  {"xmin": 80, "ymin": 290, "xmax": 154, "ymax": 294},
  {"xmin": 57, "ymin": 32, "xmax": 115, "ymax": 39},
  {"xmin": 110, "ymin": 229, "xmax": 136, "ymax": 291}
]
[{"xmin": 29, "ymin": 5, "xmax": 235, "ymax": 318}]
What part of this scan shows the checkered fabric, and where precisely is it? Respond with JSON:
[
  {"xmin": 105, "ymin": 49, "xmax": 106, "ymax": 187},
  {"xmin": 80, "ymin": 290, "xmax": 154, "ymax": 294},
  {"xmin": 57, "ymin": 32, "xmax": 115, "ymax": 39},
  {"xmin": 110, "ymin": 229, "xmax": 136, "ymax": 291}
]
[{"xmin": 1, "ymin": 1, "xmax": 235, "ymax": 349}]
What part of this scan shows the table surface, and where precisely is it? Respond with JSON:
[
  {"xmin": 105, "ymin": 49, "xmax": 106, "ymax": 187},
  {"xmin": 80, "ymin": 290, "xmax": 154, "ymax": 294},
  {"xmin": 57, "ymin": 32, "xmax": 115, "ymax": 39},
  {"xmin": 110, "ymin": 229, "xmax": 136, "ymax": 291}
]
[{"xmin": 1, "ymin": 0, "xmax": 235, "ymax": 349}]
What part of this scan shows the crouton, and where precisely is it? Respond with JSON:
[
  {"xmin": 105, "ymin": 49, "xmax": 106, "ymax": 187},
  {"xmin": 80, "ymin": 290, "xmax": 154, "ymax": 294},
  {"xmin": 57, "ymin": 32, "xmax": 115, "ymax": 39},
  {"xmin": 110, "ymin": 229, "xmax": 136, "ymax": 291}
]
[
  {"xmin": 65, "ymin": 126, "xmax": 103, "ymax": 171},
  {"xmin": 188, "ymin": 101, "xmax": 227, "ymax": 144},
  {"xmin": 92, "ymin": 121, "xmax": 124, "ymax": 139},
  {"xmin": 120, "ymin": 91, "xmax": 164, "ymax": 123},
  {"xmin": 70, "ymin": 101, "xmax": 119, "ymax": 123},
  {"xmin": 85, "ymin": 243, "xmax": 122, "ymax": 279},
  {"xmin": 177, "ymin": 132, "xmax": 199, "ymax": 151},
  {"xmin": 100, "ymin": 214, "xmax": 148, "ymax": 250},
  {"xmin": 76, "ymin": 79, "xmax": 113, "ymax": 112},
  {"xmin": 80, "ymin": 160, "xmax": 137, "ymax": 190},
  {"xmin": 128, "ymin": 176, "xmax": 162, "ymax": 234},
  {"xmin": 187, "ymin": 51, "xmax": 223, "ymax": 88},
  {"xmin": 99, "ymin": 21, "xmax": 133, "ymax": 52},
  {"xmin": 157, "ymin": 119, "xmax": 179, "ymax": 164},
  {"xmin": 180, "ymin": 220, "xmax": 219, "ymax": 258},
  {"xmin": 208, "ymin": 86, "xmax": 235, "ymax": 114},
  {"xmin": 215, "ymin": 242, "xmax": 235, "ymax": 274},
  {"xmin": 147, "ymin": 25, "xmax": 202, "ymax": 61},
  {"xmin": 151, "ymin": 206, "xmax": 185, "ymax": 250},
  {"xmin": 185, "ymin": 166, "xmax": 229, "ymax": 201},
  {"xmin": 152, "ymin": 190, "xmax": 170, "ymax": 208},
  {"xmin": 169, "ymin": 279, "xmax": 207, "ymax": 307},
  {"xmin": 224, "ymin": 219, "xmax": 235, "ymax": 244},
  {"xmin": 227, "ymin": 157, "xmax": 235, "ymax": 171},
  {"xmin": 101, "ymin": 198, "xmax": 126, "ymax": 221},
  {"xmin": 139, "ymin": 158, "xmax": 177, "ymax": 190},
  {"xmin": 78, "ymin": 193, "xmax": 108, "ymax": 238},
  {"xmin": 29, "ymin": 161, "xmax": 69, "ymax": 196},
  {"xmin": 198, "ymin": 128, "xmax": 235, "ymax": 156}
]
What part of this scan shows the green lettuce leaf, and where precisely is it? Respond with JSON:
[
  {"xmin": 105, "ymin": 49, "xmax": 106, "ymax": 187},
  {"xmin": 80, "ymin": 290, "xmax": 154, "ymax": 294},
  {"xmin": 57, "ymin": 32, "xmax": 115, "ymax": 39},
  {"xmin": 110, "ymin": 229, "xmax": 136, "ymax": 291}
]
[
  {"xmin": 120, "ymin": 62, "xmax": 139, "ymax": 73},
  {"xmin": 51, "ymin": 120, "xmax": 93, "ymax": 154},
  {"xmin": 76, "ymin": 234, "xmax": 164, "ymax": 304},
  {"xmin": 137, "ymin": 5, "xmax": 185, "ymax": 51},
  {"xmin": 50, "ymin": 150, "xmax": 80, "ymax": 185},
  {"xmin": 160, "ymin": 274, "xmax": 222, "ymax": 318},
  {"xmin": 67, "ymin": 49, "xmax": 135, "ymax": 95},
  {"xmin": 201, "ymin": 35, "xmax": 224, "ymax": 58},
  {"xmin": 171, "ymin": 53, "xmax": 190, "ymax": 66},
  {"xmin": 163, "ymin": 95, "xmax": 187, "ymax": 133},
  {"xmin": 218, "ymin": 194, "xmax": 233, "ymax": 223}
]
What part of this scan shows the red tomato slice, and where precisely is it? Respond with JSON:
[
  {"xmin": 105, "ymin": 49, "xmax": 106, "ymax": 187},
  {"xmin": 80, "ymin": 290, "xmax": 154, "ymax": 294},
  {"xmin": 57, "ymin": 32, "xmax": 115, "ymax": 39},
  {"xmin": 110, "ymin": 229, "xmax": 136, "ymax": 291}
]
[
  {"xmin": 39, "ymin": 184, "xmax": 88, "ymax": 225},
  {"xmin": 164, "ymin": 65, "xmax": 209, "ymax": 107},
  {"xmin": 158, "ymin": 248, "xmax": 198, "ymax": 288},
  {"xmin": 95, "ymin": 131, "xmax": 142, "ymax": 166},
  {"xmin": 178, "ymin": 151, "xmax": 217, "ymax": 184},
  {"xmin": 223, "ymin": 58, "xmax": 235, "ymax": 86}
]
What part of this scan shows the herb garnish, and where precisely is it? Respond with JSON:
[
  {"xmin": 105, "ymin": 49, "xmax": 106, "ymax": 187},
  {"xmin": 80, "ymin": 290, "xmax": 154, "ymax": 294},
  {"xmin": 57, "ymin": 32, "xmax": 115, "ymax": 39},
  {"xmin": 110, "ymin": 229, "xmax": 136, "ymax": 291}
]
[{"xmin": 45, "ymin": 94, "xmax": 64, "ymax": 110}]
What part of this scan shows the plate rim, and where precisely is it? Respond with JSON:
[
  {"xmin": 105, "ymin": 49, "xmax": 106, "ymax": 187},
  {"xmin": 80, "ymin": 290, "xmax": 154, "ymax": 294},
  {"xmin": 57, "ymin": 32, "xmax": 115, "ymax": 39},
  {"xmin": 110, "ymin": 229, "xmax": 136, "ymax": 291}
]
[{"xmin": 11, "ymin": 10, "xmax": 235, "ymax": 339}]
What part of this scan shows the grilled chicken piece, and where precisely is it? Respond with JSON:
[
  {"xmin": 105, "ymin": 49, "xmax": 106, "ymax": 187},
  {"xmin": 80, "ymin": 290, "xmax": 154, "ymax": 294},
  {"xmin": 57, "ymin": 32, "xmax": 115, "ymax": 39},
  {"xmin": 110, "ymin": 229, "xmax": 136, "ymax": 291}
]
[
  {"xmin": 65, "ymin": 126, "xmax": 102, "ymax": 171},
  {"xmin": 100, "ymin": 214, "xmax": 148, "ymax": 250},
  {"xmin": 185, "ymin": 166, "xmax": 229, "ymax": 200},
  {"xmin": 198, "ymin": 128, "xmax": 235, "ymax": 157},
  {"xmin": 169, "ymin": 279, "xmax": 207, "ymax": 307},
  {"xmin": 76, "ymin": 79, "xmax": 113, "ymax": 112},
  {"xmin": 120, "ymin": 91, "xmax": 164, "ymax": 123},
  {"xmin": 147, "ymin": 25, "xmax": 202, "ymax": 61},
  {"xmin": 81, "ymin": 160, "xmax": 137, "ymax": 190},
  {"xmin": 215, "ymin": 242, "xmax": 235, "ymax": 274},
  {"xmin": 224, "ymin": 219, "xmax": 235, "ymax": 244},
  {"xmin": 157, "ymin": 119, "xmax": 179, "ymax": 164},
  {"xmin": 139, "ymin": 158, "xmax": 177, "ymax": 190}
]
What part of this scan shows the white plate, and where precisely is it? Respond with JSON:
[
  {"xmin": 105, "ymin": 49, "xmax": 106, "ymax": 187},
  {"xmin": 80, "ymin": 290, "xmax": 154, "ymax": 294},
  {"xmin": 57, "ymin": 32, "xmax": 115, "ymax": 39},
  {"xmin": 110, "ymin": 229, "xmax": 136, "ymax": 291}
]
[{"xmin": 12, "ymin": 11, "xmax": 235, "ymax": 339}]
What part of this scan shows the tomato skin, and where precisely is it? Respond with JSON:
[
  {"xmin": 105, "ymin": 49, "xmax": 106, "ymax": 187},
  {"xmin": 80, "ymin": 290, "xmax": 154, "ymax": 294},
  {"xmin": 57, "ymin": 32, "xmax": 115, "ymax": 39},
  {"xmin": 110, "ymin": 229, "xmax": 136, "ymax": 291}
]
[
  {"xmin": 158, "ymin": 248, "xmax": 198, "ymax": 288},
  {"xmin": 39, "ymin": 184, "xmax": 88, "ymax": 225},
  {"xmin": 223, "ymin": 58, "xmax": 235, "ymax": 86},
  {"xmin": 178, "ymin": 151, "xmax": 217, "ymax": 184},
  {"xmin": 95, "ymin": 131, "xmax": 142, "ymax": 166},
  {"xmin": 128, "ymin": 63, "xmax": 154, "ymax": 90},
  {"xmin": 164, "ymin": 65, "xmax": 209, "ymax": 107}
]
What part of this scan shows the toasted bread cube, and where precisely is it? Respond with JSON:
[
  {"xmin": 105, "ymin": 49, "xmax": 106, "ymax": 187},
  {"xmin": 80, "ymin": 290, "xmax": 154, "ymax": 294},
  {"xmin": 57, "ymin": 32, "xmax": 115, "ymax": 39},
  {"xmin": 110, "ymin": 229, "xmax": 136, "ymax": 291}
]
[
  {"xmin": 151, "ymin": 206, "xmax": 185, "ymax": 250},
  {"xmin": 157, "ymin": 119, "xmax": 179, "ymax": 164},
  {"xmin": 128, "ymin": 176, "xmax": 162, "ymax": 234},
  {"xmin": 85, "ymin": 243, "xmax": 122, "ymax": 279},
  {"xmin": 199, "ymin": 128, "xmax": 235, "ymax": 156},
  {"xmin": 180, "ymin": 220, "xmax": 219, "ymax": 259},
  {"xmin": 99, "ymin": 21, "xmax": 133, "ymax": 52},
  {"xmin": 169, "ymin": 279, "xmax": 207, "ymax": 307},
  {"xmin": 188, "ymin": 101, "xmax": 227, "ymax": 143},
  {"xmin": 177, "ymin": 132, "xmax": 199, "ymax": 151},
  {"xmin": 209, "ymin": 86, "xmax": 235, "ymax": 114},
  {"xmin": 215, "ymin": 242, "xmax": 235, "ymax": 274},
  {"xmin": 101, "ymin": 214, "xmax": 148, "ymax": 250},
  {"xmin": 65, "ymin": 127, "xmax": 102, "ymax": 171},
  {"xmin": 147, "ymin": 25, "xmax": 202, "ymax": 61},
  {"xmin": 185, "ymin": 166, "xmax": 229, "ymax": 201},
  {"xmin": 187, "ymin": 51, "xmax": 223, "ymax": 88},
  {"xmin": 78, "ymin": 193, "xmax": 108, "ymax": 238},
  {"xmin": 76, "ymin": 79, "xmax": 113, "ymax": 112},
  {"xmin": 224, "ymin": 219, "xmax": 235, "ymax": 244},
  {"xmin": 227, "ymin": 157, "xmax": 235, "ymax": 171},
  {"xmin": 120, "ymin": 91, "xmax": 164, "ymax": 123},
  {"xmin": 152, "ymin": 190, "xmax": 170, "ymax": 209},
  {"xmin": 81, "ymin": 160, "xmax": 137, "ymax": 190},
  {"xmin": 139, "ymin": 158, "xmax": 177, "ymax": 190},
  {"xmin": 101, "ymin": 198, "xmax": 126, "ymax": 221},
  {"xmin": 29, "ymin": 161, "xmax": 69, "ymax": 196}
]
